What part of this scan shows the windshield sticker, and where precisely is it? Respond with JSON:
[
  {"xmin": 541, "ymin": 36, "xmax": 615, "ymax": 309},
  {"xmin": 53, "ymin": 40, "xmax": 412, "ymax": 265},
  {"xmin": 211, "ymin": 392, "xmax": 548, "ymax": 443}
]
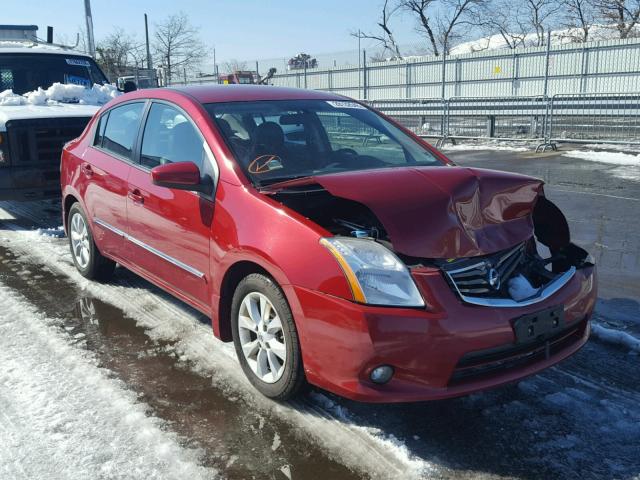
[
  {"xmin": 326, "ymin": 100, "xmax": 366, "ymax": 110},
  {"xmin": 65, "ymin": 58, "xmax": 91, "ymax": 67},
  {"xmin": 248, "ymin": 155, "xmax": 284, "ymax": 174},
  {"xmin": 64, "ymin": 74, "xmax": 91, "ymax": 88}
]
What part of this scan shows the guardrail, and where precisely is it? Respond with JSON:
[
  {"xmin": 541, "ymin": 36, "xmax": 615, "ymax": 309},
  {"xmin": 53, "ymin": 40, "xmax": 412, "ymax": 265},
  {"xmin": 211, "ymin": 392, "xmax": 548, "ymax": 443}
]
[
  {"xmin": 546, "ymin": 93, "xmax": 640, "ymax": 146},
  {"xmin": 365, "ymin": 93, "xmax": 640, "ymax": 151},
  {"xmin": 367, "ymin": 98, "xmax": 447, "ymax": 139}
]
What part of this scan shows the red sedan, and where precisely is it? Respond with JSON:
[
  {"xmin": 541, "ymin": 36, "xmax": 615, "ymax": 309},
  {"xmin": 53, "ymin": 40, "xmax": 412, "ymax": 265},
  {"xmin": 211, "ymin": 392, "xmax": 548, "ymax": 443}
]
[{"xmin": 60, "ymin": 85, "xmax": 596, "ymax": 402}]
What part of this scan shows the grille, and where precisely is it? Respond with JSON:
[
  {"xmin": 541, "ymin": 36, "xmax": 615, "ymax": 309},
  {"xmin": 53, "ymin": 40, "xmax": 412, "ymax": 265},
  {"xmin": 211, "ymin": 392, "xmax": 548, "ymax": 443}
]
[
  {"xmin": 443, "ymin": 243, "xmax": 525, "ymax": 298},
  {"xmin": 6, "ymin": 117, "xmax": 90, "ymax": 165},
  {"xmin": 0, "ymin": 69, "xmax": 13, "ymax": 91},
  {"xmin": 449, "ymin": 320, "xmax": 586, "ymax": 385}
]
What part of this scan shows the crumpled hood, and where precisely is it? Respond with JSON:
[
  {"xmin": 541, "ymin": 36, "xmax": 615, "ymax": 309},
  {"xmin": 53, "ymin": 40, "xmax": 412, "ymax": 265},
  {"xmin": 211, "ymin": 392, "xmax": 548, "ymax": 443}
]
[
  {"xmin": 281, "ymin": 166, "xmax": 544, "ymax": 259},
  {"xmin": 0, "ymin": 104, "xmax": 99, "ymax": 131}
]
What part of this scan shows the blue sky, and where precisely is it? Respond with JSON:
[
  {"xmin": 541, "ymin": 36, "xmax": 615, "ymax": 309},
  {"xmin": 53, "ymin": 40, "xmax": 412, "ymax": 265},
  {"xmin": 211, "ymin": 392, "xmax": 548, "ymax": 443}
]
[{"xmin": 4, "ymin": 0, "xmax": 426, "ymax": 64}]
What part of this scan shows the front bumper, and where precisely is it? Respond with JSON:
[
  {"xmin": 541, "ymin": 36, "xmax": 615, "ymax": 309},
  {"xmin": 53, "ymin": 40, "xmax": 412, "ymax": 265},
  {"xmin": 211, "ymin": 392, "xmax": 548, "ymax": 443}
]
[
  {"xmin": 0, "ymin": 166, "xmax": 60, "ymax": 201},
  {"xmin": 291, "ymin": 265, "xmax": 596, "ymax": 403}
]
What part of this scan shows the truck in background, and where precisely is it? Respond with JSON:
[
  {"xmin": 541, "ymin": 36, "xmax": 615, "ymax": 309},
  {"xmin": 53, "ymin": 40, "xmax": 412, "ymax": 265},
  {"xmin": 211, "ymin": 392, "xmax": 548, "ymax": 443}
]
[
  {"xmin": 218, "ymin": 68, "xmax": 277, "ymax": 85},
  {"xmin": 0, "ymin": 25, "xmax": 114, "ymax": 201}
]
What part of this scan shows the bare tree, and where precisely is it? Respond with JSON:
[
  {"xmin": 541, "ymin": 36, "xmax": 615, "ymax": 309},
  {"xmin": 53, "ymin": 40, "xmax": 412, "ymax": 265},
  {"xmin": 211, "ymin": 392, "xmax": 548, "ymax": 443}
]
[
  {"xmin": 222, "ymin": 59, "xmax": 248, "ymax": 74},
  {"xmin": 478, "ymin": 0, "xmax": 529, "ymax": 49},
  {"xmin": 595, "ymin": 0, "xmax": 640, "ymax": 38},
  {"xmin": 400, "ymin": 0, "xmax": 440, "ymax": 55},
  {"xmin": 524, "ymin": 0, "xmax": 562, "ymax": 46},
  {"xmin": 477, "ymin": 0, "xmax": 561, "ymax": 48},
  {"xmin": 153, "ymin": 12, "xmax": 207, "ymax": 83},
  {"xmin": 96, "ymin": 29, "xmax": 145, "ymax": 79},
  {"xmin": 352, "ymin": 0, "xmax": 403, "ymax": 59},
  {"xmin": 560, "ymin": 0, "xmax": 597, "ymax": 42},
  {"xmin": 400, "ymin": 0, "xmax": 485, "ymax": 56}
]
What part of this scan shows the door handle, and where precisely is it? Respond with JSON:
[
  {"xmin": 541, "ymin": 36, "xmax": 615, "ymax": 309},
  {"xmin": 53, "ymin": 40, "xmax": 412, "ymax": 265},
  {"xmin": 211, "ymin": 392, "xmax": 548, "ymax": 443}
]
[
  {"xmin": 128, "ymin": 189, "xmax": 144, "ymax": 205},
  {"xmin": 81, "ymin": 163, "xmax": 93, "ymax": 177}
]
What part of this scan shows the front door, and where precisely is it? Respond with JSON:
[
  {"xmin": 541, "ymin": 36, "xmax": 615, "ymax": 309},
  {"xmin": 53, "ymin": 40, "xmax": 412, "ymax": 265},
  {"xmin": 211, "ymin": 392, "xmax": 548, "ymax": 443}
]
[{"xmin": 125, "ymin": 102, "xmax": 215, "ymax": 311}]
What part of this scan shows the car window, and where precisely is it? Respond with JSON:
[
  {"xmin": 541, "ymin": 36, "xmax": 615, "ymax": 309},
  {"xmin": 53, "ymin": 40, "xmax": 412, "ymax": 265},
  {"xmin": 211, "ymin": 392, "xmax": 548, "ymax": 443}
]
[
  {"xmin": 0, "ymin": 54, "xmax": 108, "ymax": 95},
  {"xmin": 94, "ymin": 112, "xmax": 109, "ymax": 147},
  {"xmin": 205, "ymin": 100, "xmax": 442, "ymax": 185},
  {"xmin": 317, "ymin": 111, "xmax": 406, "ymax": 165},
  {"xmin": 140, "ymin": 103, "xmax": 205, "ymax": 170},
  {"xmin": 101, "ymin": 103, "xmax": 145, "ymax": 160}
]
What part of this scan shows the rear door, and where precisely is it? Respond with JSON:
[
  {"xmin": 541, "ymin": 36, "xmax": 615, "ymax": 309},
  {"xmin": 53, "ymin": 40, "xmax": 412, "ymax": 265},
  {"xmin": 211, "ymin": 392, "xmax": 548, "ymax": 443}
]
[
  {"xmin": 125, "ymin": 101, "xmax": 216, "ymax": 311},
  {"xmin": 85, "ymin": 102, "xmax": 145, "ymax": 260}
]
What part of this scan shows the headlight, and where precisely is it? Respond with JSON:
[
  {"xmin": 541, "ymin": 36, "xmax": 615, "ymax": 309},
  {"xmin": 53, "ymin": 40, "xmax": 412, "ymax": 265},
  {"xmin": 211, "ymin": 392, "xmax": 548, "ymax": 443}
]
[{"xmin": 320, "ymin": 237, "xmax": 425, "ymax": 307}]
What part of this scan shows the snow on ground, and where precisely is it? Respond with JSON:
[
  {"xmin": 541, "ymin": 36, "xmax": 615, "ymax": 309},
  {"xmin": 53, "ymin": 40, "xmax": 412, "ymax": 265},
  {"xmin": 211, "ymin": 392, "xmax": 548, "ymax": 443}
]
[
  {"xmin": 563, "ymin": 150, "xmax": 640, "ymax": 181},
  {"xmin": 0, "ymin": 83, "xmax": 119, "ymax": 107},
  {"xmin": 591, "ymin": 323, "xmax": 640, "ymax": 353},
  {"xmin": 563, "ymin": 150, "xmax": 640, "ymax": 167},
  {"xmin": 0, "ymin": 282, "xmax": 215, "ymax": 480},
  {"xmin": 0, "ymin": 217, "xmax": 433, "ymax": 479},
  {"xmin": 439, "ymin": 141, "xmax": 529, "ymax": 152}
]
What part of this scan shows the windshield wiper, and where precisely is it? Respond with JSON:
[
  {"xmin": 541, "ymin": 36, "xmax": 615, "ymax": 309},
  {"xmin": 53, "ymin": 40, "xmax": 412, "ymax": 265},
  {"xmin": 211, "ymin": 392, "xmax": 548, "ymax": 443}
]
[{"xmin": 256, "ymin": 175, "xmax": 312, "ymax": 188}]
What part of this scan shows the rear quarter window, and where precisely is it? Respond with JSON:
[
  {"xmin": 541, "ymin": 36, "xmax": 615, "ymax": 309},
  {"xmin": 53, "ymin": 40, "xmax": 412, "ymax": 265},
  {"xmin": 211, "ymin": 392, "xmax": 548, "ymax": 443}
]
[
  {"xmin": 94, "ymin": 113, "xmax": 109, "ymax": 147},
  {"xmin": 100, "ymin": 103, "xmax": 145, "ymax": 160}
]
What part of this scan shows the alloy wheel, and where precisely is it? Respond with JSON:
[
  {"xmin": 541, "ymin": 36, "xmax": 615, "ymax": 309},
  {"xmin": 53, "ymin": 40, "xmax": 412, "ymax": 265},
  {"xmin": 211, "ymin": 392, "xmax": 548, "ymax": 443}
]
[
  {"xmin": 237, "ymin": 291, "xmax": 287, "ymax": 383},
  {"xmin": 70, "ymin": 212, "xmax": 91, "ymax": 269}
]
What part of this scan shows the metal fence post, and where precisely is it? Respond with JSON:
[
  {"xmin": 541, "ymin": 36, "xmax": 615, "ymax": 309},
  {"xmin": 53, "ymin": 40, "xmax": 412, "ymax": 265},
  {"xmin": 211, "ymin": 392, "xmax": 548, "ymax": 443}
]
[
  {"xmin": 511, "ymin": 52, "xmax": 519, "ymax": 96},
  {"xmin": 362, "ymin": 49, "xmax": 368, "ymax": 100},
  {"xmin": 304, "ymin": 63, "xmax": 308, "ymax": 89},
  {"xmin": 543, "ymin": 31, "xmax": 551, "ymax": 98},
  {"xmin": 440, "ymin": 51, "xmax": 447, "ymax": 99},
  {"xmin": 405, "ymin": 61, "xmax": 411, "ymax": 99},
  {"xmin": 580, "ymin": 45, "xmax": 589, "ymax": 93},
  {"xmin": 536, "ymin": 95, "xmax": 557, "ymax": 152}
]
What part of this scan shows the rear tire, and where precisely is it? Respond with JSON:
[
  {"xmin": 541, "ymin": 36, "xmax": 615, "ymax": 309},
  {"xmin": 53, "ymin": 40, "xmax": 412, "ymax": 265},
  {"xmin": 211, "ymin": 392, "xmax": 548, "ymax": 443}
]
[
  {"xmin": 231, "ymin": 273, "xmax": 305, "ymax": 400},
  {"xmin": 68, "ymin": 203, "xmax": 115, "ymax": 282}
]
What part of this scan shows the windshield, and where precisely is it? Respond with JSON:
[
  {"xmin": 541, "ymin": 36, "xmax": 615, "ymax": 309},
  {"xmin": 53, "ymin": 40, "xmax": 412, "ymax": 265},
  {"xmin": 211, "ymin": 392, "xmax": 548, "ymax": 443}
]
[
  {"xmin": 0, "ymin": 53, "xmax": 108, "ymax": 95},
  {"xmin": 205, "ymin": 99, "xmax": 443, "ymax": 185}
]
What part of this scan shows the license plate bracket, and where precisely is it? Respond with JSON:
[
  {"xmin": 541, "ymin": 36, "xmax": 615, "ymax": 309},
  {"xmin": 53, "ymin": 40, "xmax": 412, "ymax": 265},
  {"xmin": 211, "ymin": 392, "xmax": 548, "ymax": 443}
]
[{"xmin": 512, "ymin": 305, "xmax": 565, "ymax": 344}]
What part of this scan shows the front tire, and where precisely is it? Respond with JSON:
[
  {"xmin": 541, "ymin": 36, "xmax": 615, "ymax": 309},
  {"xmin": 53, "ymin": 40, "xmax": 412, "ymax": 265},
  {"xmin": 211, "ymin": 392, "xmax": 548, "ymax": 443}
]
[
  {"xmin": 231, "ymin": 273, "xmax": 305, "ymax": 400},
  {"xmin": 68, "ymin": 203, "xmax": 115, "ymax": 281}
]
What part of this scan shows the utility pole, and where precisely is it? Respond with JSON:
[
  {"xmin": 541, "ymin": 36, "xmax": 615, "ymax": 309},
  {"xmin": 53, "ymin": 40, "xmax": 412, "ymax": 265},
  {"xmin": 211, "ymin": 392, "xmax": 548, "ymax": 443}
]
[
  {"xmin": 144, "ymin": 14, "xmax": 152, "ymax": 70},
  {"xmin": 213, "ymin": 47, "xmax": 217, "ymax": 81},
  {"xmin": 358, "ymin": 29, "xmax": 362, "ymax": 99},
  {"xmin": 84, "ymin": 0, "xmax": 96, "ymax": 58}
]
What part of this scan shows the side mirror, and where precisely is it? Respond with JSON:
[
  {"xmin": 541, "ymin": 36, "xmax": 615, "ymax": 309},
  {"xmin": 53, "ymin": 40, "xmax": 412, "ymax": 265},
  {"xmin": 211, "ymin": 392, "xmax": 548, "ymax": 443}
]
[
  {"xmin": 151, "ymin": 162, "xmax": 212, "ymax": 194},
  {"xmin": 123, "ymin": 80, "xmax": 137, "ymax": 93}
]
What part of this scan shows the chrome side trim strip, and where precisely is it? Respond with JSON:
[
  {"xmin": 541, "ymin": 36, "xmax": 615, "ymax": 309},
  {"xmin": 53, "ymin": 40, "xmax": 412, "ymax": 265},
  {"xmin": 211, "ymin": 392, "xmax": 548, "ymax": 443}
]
[
  {"xmin": 446, "ymin": 267, "xmax": 576, "ymax": 308},
  {"xmin": 93, "ymin": 217, "xmax": 205, "ymax": 279},
  {"xmin": 94, "ymin": 217, "xmax": 126, "ymax": 237}
]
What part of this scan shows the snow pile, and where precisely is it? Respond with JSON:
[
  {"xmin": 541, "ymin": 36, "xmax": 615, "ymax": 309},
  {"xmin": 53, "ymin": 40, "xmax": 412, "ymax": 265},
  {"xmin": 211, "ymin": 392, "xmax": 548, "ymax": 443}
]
[
  {"xmin": 0, "ymin": 82, "xmax": 119, "ymax": 107},
  {"xmin": 563, "ymin": 150, "xmax": 640, "ymax": 167},
  {"xmin": 0, "ymin": 89, "xmax": 25, "ymax": 106},
  {"xmin": 450, "ymin": 24, "xmax": 640, "ymax": 55},
  {"xmin": 591, "ymin": 323, "xmax": 640, "ymax": 353},
  {"xmin": 440, "ymin": 142, "xmax": 529, "ymax": 152},
  {"xmin": 0, "ymin": 282, "xmax": 215, "ymax": 479},
  {"xmin": 508, "ymin": 274, "xmax": 539, "ymax": 301}
]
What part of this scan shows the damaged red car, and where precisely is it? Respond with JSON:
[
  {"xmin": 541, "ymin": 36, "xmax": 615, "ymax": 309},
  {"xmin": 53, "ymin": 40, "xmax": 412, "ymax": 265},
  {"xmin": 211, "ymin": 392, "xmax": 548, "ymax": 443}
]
[{"xmin": 60, "ymin": 86, "xmax": 597, "ymax": 402}]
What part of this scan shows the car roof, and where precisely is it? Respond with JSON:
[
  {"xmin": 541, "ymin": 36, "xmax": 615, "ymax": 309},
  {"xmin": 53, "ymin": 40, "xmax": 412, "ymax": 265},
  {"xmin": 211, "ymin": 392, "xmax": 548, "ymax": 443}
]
[{"xmin": 166, "ymin": 85, "xmax": 349, "ymax": 104}]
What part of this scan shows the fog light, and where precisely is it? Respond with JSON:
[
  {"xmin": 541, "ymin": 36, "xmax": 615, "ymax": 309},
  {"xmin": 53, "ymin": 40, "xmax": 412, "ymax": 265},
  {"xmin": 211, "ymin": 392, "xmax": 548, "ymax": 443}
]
[{"xmin": 370, "ymin": 365, "xmax": 394, "ymax": 384}]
